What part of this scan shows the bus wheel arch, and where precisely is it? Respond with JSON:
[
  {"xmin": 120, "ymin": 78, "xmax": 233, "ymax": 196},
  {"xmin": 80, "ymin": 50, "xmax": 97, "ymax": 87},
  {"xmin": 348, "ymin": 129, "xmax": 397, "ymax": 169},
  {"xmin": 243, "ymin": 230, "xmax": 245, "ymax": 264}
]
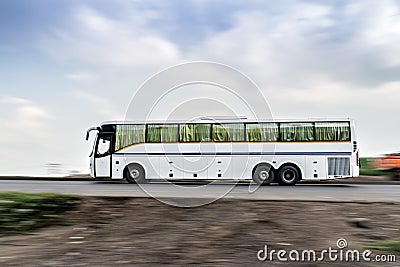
[
  {"xmin": 252, "ymin": 163, "xmax": 275, "ymax": 185},
  {"xmin": 276, "ymin": 163, "xmax": 302, "ymax": 186},
  {"xmin": 124, "ymin": 163, "xmax": 147, "ymax": 184}
]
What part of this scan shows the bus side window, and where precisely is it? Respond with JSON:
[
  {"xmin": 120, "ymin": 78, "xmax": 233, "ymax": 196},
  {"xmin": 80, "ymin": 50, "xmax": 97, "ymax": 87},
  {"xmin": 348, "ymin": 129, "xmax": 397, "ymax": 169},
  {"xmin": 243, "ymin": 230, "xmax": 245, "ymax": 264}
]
[
  {"xmin": 246, "ymin": 124, "xmax": 261, "ymax": 141},
  {"xmin": 115, "ymin": 124, "xmax": 145, "ymax": 150},
  {"xmin": 180, "ymin": 124, "xmax": 211, "ymax": 142},
  {"xmin": 315, "ymin": 122, "xmax": 350, "ymax": 141},
  {"xmin": 147, "ymin": 124, "xmax": 179, "ymax": 143},
  {"xmin": 280, "ymin": 123, "xmax": 314, "ymax": 142},
  {"xmin": 212, "ymin": 123, "xmax": 244, "ymax": 142}
]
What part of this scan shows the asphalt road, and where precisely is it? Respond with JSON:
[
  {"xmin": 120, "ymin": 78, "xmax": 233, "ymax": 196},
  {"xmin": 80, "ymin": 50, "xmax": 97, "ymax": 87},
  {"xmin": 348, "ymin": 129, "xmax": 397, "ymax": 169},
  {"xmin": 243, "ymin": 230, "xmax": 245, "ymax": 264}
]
[{"xmin": 0, "ymin": 180, "xmax": 400, "ymax": 202}]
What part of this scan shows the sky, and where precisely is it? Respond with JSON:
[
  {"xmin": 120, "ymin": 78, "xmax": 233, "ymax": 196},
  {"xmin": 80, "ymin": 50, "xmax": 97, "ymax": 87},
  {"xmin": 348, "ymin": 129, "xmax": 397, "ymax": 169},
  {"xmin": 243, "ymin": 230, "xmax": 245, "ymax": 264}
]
[{"xmin": 0, "ymin": 0, "xmax": 400, "ymax": 176}]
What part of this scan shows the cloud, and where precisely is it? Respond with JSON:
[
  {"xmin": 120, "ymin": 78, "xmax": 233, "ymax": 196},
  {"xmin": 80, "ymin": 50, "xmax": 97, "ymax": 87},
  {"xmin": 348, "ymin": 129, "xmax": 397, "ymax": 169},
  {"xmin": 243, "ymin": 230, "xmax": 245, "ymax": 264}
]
[
  {"xmin": 346, "ymin": 1, "xmax": 400, "ymax": 63},
  {"xmin": 72, "ymin": 91, "xmax": 123, "ymax": 119},
  {"xmin": 191, "ymin": 0, "xmax": 400, "ymax": 88},
  {"xmin": 0, "ymin": 96, "xmax": 33, "ymax": 105},
  {"xmin": 65, "ymin": 72, "xmax": 97, "ymax": 81},
  {"xmin": 0, "ymin": 97, "xmax": 52, "ymax": 142},
  {"xmin": 40, "ymin": 6, "xmax": 181, "ymax": 68}
]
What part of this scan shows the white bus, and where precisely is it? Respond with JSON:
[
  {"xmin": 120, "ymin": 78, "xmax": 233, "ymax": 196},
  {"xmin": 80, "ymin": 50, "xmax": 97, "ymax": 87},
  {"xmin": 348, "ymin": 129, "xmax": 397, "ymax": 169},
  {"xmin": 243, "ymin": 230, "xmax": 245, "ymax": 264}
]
[{"xmin": 86, "ymin": 118, "xmax": 359, "ymax": 185}]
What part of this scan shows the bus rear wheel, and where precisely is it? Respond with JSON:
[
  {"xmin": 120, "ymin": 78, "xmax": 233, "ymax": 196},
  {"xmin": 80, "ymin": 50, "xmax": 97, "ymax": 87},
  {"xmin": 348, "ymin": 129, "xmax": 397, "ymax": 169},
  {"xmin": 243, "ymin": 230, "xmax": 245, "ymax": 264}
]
[
  {"xmin": 126, "ymin": 164, "xmax": 147, "ymax": 184},
  {"xmin": 252, "ymin": 165, "xmax": 274, "ymax": 185},
  {"xmin": 277, "ymin": 165, "xmax": 300, "ymax": 186}
]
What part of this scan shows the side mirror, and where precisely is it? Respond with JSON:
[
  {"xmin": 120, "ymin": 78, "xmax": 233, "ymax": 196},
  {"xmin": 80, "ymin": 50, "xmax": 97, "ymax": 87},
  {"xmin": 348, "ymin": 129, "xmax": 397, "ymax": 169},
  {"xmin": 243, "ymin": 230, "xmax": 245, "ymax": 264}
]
[{"xmin": 86, "ymin": 127, "xmax": 101, "ymax": 141}]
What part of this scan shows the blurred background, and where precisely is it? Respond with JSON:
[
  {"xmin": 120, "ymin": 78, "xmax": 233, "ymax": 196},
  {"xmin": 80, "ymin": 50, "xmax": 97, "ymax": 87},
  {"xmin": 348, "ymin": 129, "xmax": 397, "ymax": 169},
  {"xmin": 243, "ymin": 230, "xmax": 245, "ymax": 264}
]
[{"xmin": 0, "ymin": 0, "xmax": 399, "ymax": 176}]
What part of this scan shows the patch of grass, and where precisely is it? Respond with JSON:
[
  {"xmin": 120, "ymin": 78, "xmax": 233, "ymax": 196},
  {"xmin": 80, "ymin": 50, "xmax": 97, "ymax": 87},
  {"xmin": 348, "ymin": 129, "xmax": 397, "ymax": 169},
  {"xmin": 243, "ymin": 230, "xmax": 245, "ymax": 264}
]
[
  {"xmin": 360, "ymin": 169, "xmax": 387, "ymax": 176},
  {"xmin": 360, "ymin": 157, "xmax": 386, "ymax": 176},
  {"xmin": 0, "ymin": 192, "xmax": 82, "ymax": 235},
  {"xmin": 366, "ymin": 240, "xmax": 400, "ymax": 254}
]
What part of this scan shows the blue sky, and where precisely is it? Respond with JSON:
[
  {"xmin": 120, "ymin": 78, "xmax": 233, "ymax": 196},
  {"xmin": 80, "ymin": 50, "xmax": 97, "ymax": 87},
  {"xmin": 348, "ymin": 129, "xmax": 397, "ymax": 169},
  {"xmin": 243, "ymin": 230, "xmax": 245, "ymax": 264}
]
[{"xmin": 1, "ymin": 0, "xmax": 400, "ymax": 175}]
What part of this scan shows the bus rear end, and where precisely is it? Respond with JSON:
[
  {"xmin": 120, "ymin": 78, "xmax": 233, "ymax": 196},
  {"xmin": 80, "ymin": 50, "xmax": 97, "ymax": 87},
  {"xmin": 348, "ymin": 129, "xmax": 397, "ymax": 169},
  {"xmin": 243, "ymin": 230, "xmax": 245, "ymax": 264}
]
[{"xmin": 350, "ymin": 119, "xmax": 360, "ymax": 177}]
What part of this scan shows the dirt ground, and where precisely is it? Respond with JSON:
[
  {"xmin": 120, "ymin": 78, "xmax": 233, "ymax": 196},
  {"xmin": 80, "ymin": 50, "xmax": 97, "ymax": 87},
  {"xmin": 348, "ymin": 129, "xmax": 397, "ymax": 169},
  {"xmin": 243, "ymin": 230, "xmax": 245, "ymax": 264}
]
[{"xmin": 0, "ymin": 197, "xmax": 399, "ymax": 266}]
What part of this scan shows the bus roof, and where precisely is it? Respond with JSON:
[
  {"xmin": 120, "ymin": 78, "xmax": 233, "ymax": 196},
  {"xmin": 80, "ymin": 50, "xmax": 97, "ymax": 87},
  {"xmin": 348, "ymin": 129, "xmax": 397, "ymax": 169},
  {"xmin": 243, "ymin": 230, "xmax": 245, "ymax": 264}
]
[{"xmin": 100, "ymin": 118, "xmax": 355, "ymax": 126}]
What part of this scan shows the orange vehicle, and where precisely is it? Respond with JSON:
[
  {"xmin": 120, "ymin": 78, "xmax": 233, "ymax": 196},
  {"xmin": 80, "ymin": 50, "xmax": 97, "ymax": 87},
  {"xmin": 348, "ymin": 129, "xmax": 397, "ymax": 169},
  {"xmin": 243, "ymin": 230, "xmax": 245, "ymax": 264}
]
[{"xmin": 373, "ymin": 153, "xmax": 400, "ymax": 180}]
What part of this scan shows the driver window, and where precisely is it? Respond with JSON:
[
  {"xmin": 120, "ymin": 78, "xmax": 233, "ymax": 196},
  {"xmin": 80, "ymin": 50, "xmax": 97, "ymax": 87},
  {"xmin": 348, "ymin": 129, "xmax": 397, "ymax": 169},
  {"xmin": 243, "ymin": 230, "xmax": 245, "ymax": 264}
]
[{"xmin": 96, "ymin": 136, "xmax": 111, "ymax": 157}]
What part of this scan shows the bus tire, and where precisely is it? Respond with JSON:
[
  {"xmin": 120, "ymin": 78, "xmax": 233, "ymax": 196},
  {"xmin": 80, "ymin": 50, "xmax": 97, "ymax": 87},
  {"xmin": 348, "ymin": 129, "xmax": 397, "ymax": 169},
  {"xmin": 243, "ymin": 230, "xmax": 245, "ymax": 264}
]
[
  {"xmin": 252, "ymin": 165, "xmax": 274, "ymax": 185},
  {"xmin": 125, "ymin": 164, "xmax": 147, "ymax": 184},
  {"xmin": 277, "ymin": 165, "xmax": 300, "ymax": 186}
]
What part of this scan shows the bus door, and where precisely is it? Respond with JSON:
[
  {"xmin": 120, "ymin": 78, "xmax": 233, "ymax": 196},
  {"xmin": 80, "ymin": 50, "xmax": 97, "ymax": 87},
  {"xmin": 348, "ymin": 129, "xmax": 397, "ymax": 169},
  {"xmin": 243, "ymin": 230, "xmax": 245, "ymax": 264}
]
[{"xmin": 94, "ymin": 133, "xmax": 112, "ymax": 178}]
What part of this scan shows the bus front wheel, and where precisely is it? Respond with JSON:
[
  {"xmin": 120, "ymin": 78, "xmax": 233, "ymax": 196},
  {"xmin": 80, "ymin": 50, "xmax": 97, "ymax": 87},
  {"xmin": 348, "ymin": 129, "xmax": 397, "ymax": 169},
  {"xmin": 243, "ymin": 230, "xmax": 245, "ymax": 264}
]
[
  {"xmin": 277, "ymin": 165, "xmax": 300, "ymax": 186},
  {"xmin": 252, "ymin": 165, "xmax": 274, "ymax": 185},
  {"xmin": 126, "ymin": 164, "xmax": 147, "ymax": 184}
]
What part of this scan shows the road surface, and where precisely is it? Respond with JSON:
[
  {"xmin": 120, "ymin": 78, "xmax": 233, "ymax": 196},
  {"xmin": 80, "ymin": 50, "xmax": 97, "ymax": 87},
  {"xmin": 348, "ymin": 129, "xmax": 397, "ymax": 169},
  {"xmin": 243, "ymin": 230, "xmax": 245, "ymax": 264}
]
[{"xmin": 0, "ymin": 180, "xmax": 400, "ymax": 202}]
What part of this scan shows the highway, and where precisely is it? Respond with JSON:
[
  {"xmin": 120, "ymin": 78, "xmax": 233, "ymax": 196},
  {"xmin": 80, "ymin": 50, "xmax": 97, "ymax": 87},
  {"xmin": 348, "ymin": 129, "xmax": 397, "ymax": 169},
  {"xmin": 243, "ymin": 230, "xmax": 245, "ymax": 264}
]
[{"xmin": 0, "ymin": 180, "xmax": 400, "ymax": 202}]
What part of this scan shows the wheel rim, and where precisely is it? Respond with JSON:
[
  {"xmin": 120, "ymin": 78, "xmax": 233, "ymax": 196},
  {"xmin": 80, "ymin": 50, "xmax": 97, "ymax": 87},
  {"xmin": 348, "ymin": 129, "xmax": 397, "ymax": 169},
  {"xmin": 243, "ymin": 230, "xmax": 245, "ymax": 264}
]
[
  {"xmin": 282, "ymin": 169, "xmax": 296, "ymax": 183},
  {"xmin": 130, "ymin": 169, "xmax": 140, "ymax": 179},
  {"xmin": 258, "ymin": 170, "xmax": 269, "ymax": 180}
]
